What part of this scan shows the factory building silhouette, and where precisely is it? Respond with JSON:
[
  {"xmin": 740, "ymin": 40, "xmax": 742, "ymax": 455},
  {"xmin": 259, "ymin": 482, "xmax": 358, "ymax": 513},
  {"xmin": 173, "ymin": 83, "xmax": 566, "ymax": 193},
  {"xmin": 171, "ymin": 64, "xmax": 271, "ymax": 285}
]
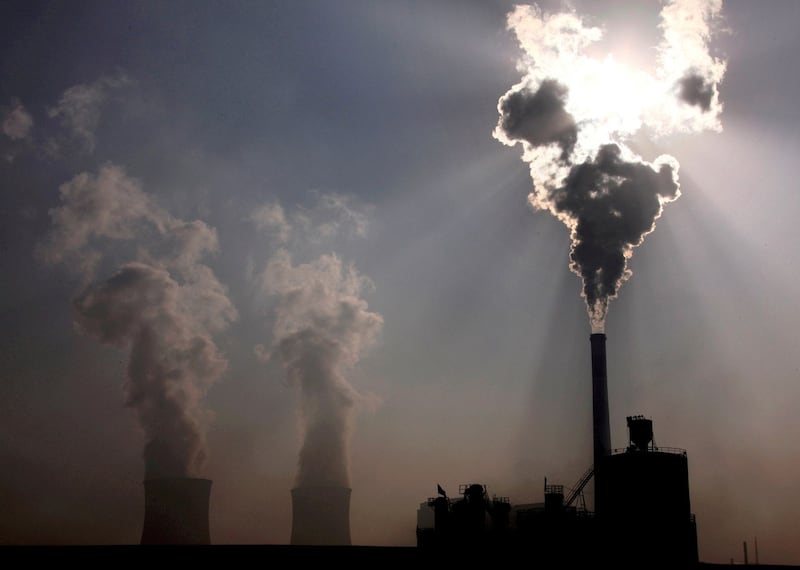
[{"xmin": 416, "ymin": 333, "xmax": 699, "ymax": 566}]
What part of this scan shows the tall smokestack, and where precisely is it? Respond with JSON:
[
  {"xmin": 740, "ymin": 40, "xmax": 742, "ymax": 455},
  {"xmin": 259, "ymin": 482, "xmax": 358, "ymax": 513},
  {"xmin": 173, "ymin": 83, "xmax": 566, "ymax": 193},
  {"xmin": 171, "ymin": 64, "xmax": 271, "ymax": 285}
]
[
  {"xmin": 590, "ymin": 333, "xmax": 611, "ymax": 515},
  {"xmin": 140, "ymin": 478, "xmax": 212, "ymax": 544},
  {"xmin": 290, "ymin": 486, "xmax": 352, "ymax": 545},
  {"xmin": 590, "ymin": 333, "xmax": 612, "ymax": 464}
]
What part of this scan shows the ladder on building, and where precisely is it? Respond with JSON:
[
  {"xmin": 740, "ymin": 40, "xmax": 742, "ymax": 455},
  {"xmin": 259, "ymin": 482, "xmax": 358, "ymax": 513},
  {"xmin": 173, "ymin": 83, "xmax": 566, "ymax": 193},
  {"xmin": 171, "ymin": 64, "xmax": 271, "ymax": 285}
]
[{"xmin": 563, "ymin": 466, "xmax": 594, "ymax": 509}]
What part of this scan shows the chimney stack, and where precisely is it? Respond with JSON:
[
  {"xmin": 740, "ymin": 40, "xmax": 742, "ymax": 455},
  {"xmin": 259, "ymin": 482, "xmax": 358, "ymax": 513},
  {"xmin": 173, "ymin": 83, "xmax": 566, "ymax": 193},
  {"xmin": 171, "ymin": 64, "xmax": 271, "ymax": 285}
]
[
  {"xmin": 140, "ymin": 478, "xmax": 212, "ymax": 544},
  {"xmin": 590, "ymin": 333, "xmax": 612, "ymax": 514},
  {"xmin": 290, "ymin": 486, "xmax": 352, "ymax": 545}
]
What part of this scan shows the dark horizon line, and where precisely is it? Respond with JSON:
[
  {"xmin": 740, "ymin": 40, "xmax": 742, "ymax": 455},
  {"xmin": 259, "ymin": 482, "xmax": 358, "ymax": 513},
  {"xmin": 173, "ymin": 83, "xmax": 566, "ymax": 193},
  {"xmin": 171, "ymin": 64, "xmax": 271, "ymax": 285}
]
[{"xmin": 0, "ymin": 544, "xmax": 797, "ymax": 568}]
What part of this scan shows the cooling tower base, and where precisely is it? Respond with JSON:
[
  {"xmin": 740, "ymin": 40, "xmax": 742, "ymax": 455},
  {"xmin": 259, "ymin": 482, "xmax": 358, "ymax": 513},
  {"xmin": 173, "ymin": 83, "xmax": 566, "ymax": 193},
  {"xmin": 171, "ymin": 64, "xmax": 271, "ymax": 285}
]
[
  {"xmin": 291, "ymin": 486, "xmax": 352, "ymax": 546},
  {"xmin": 140, "ymin": 477, "xmax": 212, "ymax": 545}
]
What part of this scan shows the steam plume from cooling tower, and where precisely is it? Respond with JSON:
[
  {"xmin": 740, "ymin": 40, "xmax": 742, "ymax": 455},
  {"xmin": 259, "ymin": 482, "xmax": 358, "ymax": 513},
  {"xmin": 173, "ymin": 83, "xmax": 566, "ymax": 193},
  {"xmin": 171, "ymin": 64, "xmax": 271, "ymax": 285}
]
[
  {"xmin": 261, "ymin": 249, "xmax": 382, "ymax": 487},
  {"xmin": 494, "ymin": 1, "xmax": 726, "ymax": 331},
  {"xmin": 39, "ymin": 164, "xmax": 237, "ymax": 478}
]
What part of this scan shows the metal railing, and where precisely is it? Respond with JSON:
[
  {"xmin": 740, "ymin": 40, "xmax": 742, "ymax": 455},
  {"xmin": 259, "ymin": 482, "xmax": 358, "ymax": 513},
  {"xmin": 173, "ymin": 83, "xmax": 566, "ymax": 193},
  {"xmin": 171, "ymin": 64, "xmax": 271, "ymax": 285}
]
[
  {"xmin": 611, "ymin": 446, "xmax": 686, "ymax": 456},
  {"xmin": 563, "ymin": 467, "xmax": 594, "ymax": 508}
]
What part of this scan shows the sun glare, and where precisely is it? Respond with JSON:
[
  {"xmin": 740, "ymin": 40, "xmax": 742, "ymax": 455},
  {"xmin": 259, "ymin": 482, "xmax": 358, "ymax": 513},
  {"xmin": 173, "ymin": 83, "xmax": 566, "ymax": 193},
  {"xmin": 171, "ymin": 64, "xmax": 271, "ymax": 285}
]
[{"xmin": 563, "ymin": 55, "xmax": 658, "ymax": 159}]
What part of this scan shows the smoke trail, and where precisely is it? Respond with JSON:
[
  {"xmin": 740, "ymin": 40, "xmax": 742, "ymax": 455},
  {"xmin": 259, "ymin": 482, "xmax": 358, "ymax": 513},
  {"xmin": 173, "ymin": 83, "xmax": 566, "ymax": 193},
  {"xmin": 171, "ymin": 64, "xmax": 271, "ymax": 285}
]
[
  {"xmin": 39, "ymin": 164, "xmax": 237, "ymax": 478},
  {"xmin": 47, "ymin": 73, "xmax": 130, "ymax": 154},
  {"xmin": 494, "ymin": 1, "xmax": 725, "ymax": 331},
  {"xmin": 253, "ymin": 196, "xmax": 381, "ymax": 488},
  {"xmin": 2, "ymin": 100, "xmax": 33, "ymax": 141},
  {"xmin": 261, "ymin": 249, "xmax": 382, "ymax": 487}
]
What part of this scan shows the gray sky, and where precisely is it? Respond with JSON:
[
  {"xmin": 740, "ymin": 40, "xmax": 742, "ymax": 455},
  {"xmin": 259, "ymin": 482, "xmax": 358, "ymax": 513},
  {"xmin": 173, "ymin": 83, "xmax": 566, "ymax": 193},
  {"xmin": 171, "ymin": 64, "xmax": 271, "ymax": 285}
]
[{"xmin": 1, "ymin": 0, "xmax": 799, "ymax": 564}]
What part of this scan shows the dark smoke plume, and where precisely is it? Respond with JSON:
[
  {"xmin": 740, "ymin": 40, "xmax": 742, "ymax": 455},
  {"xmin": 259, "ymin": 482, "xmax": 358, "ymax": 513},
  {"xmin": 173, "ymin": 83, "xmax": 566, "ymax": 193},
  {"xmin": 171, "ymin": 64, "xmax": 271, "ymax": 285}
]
[
  {"xmin": 555, "ymin": 145, "xmax": 679, "ymax": 326},
  {"xmin": 494, "ymin": 1, "xmax": 725, "ymax": 331},
  {"xmin": 497, "ymin": 79, "xmax": 577, "ymax": 160},
  {"xmin": 678, "ymin": 72, "xmax": 715, "ymax": 111}
]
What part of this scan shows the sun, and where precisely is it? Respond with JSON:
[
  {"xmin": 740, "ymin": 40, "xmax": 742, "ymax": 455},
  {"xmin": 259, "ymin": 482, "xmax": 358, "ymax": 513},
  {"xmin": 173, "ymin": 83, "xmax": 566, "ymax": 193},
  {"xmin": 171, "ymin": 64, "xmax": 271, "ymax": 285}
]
[{"xmin": 562, "ymin": 54, "xmax": 659, "ymax": 159}]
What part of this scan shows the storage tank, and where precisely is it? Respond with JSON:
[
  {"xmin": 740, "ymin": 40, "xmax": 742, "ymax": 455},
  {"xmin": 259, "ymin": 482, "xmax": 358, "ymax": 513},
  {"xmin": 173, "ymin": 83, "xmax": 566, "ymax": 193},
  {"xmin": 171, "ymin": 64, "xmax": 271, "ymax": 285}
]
[{"xmin": 598, "ymin": 418, "xmax": 698, "ymax": 565}]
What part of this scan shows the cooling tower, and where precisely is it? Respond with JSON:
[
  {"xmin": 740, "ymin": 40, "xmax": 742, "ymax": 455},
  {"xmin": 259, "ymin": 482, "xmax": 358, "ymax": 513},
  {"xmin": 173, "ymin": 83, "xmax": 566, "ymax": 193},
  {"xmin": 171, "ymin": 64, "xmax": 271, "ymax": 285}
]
[
  {"xmin": 290, "ymin": 486, "xmax": 352, "ymax": 545},
  {"xmin": 590, "ymin": 333, "xmax": 612, "ymax": 515},
  {"xmin": 140, "ymin": 477, "xmax": 212, "ymax": 544}
]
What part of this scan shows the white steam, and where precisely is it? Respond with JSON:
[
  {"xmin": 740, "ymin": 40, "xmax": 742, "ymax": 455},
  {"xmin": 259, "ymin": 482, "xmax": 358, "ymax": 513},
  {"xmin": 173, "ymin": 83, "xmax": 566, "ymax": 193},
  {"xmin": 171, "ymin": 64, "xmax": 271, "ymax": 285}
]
[
  {"xmin": 253, "ymin": 194, "xmax": 382, "ymax": 488},
  {"xmin": 40, "ymin": 163, "xmax": 236, "ymax": 478}
]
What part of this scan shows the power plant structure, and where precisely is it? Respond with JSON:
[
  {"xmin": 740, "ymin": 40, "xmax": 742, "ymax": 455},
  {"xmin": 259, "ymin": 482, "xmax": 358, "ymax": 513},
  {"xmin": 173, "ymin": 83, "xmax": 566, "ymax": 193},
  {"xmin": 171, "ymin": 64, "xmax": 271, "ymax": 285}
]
[
  {"xmin": 290, "ymin": 486, "xmax": 352, "ymax": 546},
  {"xmin": 127, "ymin": 332, "xmax": 698, "ymax": 565},
  {"xmin": 416, "ymin": 333, "xmax": 699, "ymax": 566},
  {"xmin": 140, "ymin": 478, "xmax": 212, "ymax": 545},
  {"xmin": 137, "ymin": 480, "xmax": 354, "ymax": 546}
]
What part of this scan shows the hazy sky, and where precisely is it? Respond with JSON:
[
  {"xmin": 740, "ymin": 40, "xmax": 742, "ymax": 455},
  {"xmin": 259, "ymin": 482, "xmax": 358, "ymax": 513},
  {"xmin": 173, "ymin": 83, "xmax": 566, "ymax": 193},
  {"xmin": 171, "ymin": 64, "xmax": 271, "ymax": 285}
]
[{"xmin": 1, "ymin": 0, "xmax": 799, "ymax": 564}]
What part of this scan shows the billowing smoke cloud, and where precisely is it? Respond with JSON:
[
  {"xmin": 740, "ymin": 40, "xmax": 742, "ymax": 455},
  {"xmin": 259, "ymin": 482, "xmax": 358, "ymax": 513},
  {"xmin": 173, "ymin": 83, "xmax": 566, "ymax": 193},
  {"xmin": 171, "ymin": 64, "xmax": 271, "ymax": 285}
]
[
  {"xmin": 497, "ymin": 79, "xmax": 577, "ymax": 160},
  {"xmin": 38, "ymin": 164, "xmax": 165, "ymax": 275},
  {"xmin": 556, "ymin": 144, "xmax": 679, "ymax": 317},
  {"xmin": 495, "ymin": 1, "xmax": 725, "ymax": 331},
  {"xmin": 249, "ymin": 193, "xmax": 370, "ymax": 246},
  {"xmin": 2, "ymin": 101, "xmax": 33, "ymax": 141},
  {"xmin": 40, "ymin": 164, "xmax": 236, "ymax": 478},
  {"xmin": 253, "ymin": 195, "xmax": 382, "ymax": 488},
  {"xmin": 678, "ymin": 71, "xmax": 715, "ymax": 111},
  {"xmin": 47, "ymin": 73, "xmax": 130, "ymax": 153},
  {"xmin": 73, "ymin": 263, "xmax": 229, "ymax": 477},
  {"xmin": 249, "ymin": 202, "xmax": 291, "ymax": 243}
]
